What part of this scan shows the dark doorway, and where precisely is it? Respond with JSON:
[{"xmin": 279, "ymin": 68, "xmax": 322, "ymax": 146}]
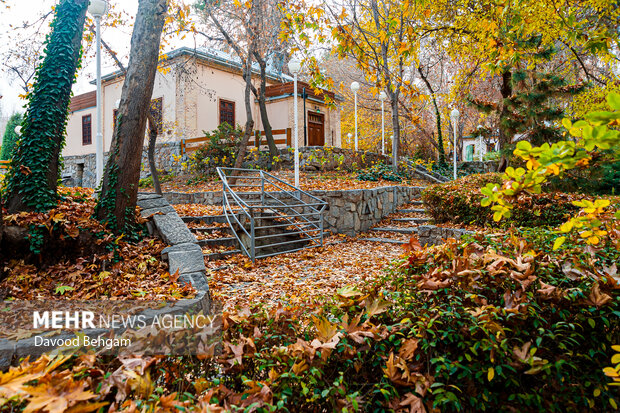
[{"xmin": 307, "ymin": 112, "xmax": 324, "ymax": 146}]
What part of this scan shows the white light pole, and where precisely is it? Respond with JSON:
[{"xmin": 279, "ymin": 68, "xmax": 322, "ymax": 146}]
[
  {"xmin": 288, "ymin": 57, "xmax": 301, "ymax": 188},
  {"xmin": 450, "ymin": 108, "xmax": 460, "ymax": 180},
  {"xmin": 476, "ymin": 125, "xmax": 484, "ymax": 161},
  {"xmin": 379, "ymin": 91, "xmax": 386, "ymax": 155},
  {"xmin": 88, "ymin": 0, "xmax": 109, "ymax": 187},
  {"xmin": 350, "ymin": 81, "xmax": 360, "ymax": 151},
  {"xmin": 347, "ymin": 133, "xmax": 352, "ymax": 148}
]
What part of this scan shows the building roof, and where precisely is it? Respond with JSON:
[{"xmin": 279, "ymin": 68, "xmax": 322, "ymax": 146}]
[
  {"xmin": 265, "ymin": 81, "xmax": 340, "ymax": 102},
  {"xmin": 69, "ymin": 90, "xmax": 96, "ymax": 112},
  {"xmin": 92, "ymin": 46, "xmax": 294, "ymax": 85}
]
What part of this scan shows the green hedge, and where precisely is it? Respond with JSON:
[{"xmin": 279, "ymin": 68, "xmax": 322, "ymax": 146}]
[{"xmin": 422, "ymin": 173, "xmax": 579, "ymax": 227}]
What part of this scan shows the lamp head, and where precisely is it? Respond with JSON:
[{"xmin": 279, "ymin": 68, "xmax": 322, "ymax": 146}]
[
  {"xmin": 450, "ymin": 108, "xmax": 460, "ymax": 121},
  {"xmin": 88, "ymin": 0, "xmax": 109, "ymax": 18},
  {"xmin": 350, "ymin": 81, "xmax": 360, "ymax": 93},
  {"xmin": 379, "ymin": 91, "xmax": 387, "ymax": 101},
  {"xmin": 287, "ymin": 58, "xmax": 301, "ymax": 75},
  {"xmin": 14, "ymin": 125, "xmax": 22, "ymax": 135},
  {"xmin": 347, "ymin": 133, "xmax": 352, "ymax": 138}
]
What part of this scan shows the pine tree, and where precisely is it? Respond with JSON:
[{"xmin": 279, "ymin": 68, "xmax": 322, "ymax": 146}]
[{"xmin": 0, "ymin": 113, "xmax": 23, "ymax": 160}]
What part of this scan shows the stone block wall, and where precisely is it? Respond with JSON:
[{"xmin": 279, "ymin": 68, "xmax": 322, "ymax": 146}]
[{"xmin": 163, "ymin": 185, "xmax": 424, "ymax": 236}]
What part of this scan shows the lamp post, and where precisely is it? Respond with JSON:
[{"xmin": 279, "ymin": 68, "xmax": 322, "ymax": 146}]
[
  {"xmin": 476, "ymin": 125, "xmax": 484, "ymax": 161},
  {"xmin": 450, "ymin": 108, "xmax": 460, "ymax": 180},
  {"xmin": 347, "ymin": 133, "xmax": 352, "ymax": 148},
  {"xmin": 288, "ymin": 57, "xmax": 301, "ymax": 188},
  {"xmin": 379, "ymin": 91, "xmax": 386, "ymax": 155},
  {"xmin": 88, "ymin": 0, "xmax": 109, "ymax": 187},
  {"xmin": 350, "ymin": 81, "xmax": 360, "ymax": 151}
]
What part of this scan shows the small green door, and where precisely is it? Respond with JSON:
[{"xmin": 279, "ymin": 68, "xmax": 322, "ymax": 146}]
[{"xmin": 465, "ymin": 144, "xmax": 474, "ymax": 161}]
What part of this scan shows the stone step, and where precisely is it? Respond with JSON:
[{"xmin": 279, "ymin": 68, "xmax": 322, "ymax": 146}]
[
  {"xmin": 191, "ymin": 226, "xmax": 233, "ymax": 233},
  {"xmin": 204, "ymin": 249, "xmax": 242, "ymax": 260},
  {"xmin": 358, "ymin": 237, "xmax": 406, "ymax": 245},
  {"xmin": 397, "ymin": 208, "xmax": 426, "ymax": 214},
  {"xmin": 410, "ymin": 200, "xmax": 423, "ymax": 205},
  {"xmin": 371, "ymin": 227, "xmax": 418, "ymax": 234},
  {"xmin": 392, "ymin": 217, "xmax": 432, "ymax": 224},
  {"xmin": 182, "ymin": 215, "xmax": 229, "ymax": 224},
  {"xmin": 197, "ymin": 237, "xmax": 238, "ymax": 247}
]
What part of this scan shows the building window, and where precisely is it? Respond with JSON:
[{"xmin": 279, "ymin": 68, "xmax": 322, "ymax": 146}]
[
  {"xmin": 219, "ymin": 99, "xmax": 235, "ymax": 126},
  {"xmin": 82, "ymin": 115, "xmax": 92, "ymax": 145},
  {"xmin": 149, "ymin": 97, "xmax": 163, "ymax": 133}
]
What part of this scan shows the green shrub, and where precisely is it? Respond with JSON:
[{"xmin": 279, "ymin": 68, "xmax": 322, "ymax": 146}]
[
  {"xmin": 0, "ymin": 113, "xmax": 23, "ymax": 160},
  {"xmin": 422, "ymin": 173, "xmax": 579, "ymax": 227},
  {"xmin": 483, "ymin": 150, "xmax": 501, "ymax": 161},
  {"xmin": 138, "ymin": 171, "xmax": 174, "ymax": 188},
  {"xmin": 188, "ymin": 123, "xmax": 243, "ymax": 174}
]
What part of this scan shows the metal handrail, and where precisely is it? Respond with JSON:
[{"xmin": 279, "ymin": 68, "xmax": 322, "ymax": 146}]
[{"xmin": 216, "ymin": 167, "xmax": 328, "ymax": 261}]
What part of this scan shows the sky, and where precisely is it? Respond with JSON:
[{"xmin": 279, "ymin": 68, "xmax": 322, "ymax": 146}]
[{"xmin": 0, "ymin": 0, "xmax": 152, "ymax": 117}]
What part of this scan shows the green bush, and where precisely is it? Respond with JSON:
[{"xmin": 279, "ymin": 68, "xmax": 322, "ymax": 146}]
[
  {"xmin": 547, "ymin": 157, "xmax": 620, "ymax": 196},
  {"xmin": 188, "ymin": 123, "xmax": 243, "ymax": 174},
  {"xmin": 422, "ymin": 173, "xmax": 579, "ymax": 227},
  {"xmin": 138, "ymin": 171, "xmax": 174, "ymax": 188},
  {"xmin": 0, "ymin": 113, "xmax": 23, "ymax": 160},
  {"xmin": 357, "ymin": 162, "xmax": 404, "ymax": 182}
]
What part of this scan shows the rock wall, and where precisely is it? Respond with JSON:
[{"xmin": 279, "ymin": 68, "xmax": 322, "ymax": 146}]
[
  {"xmin": 163, "ymin": 185, "xmax": 424, "ymax": 236},
  {"xmin": 62, "ymin": 142, "xmax": 183, "ymax": 188},
  {"xmin": 415, "ymin": 224, "xmax": 476, "ymax": 246},
  {"xmin": 459, "ymin": 161, "xmax": 498, "ymax": 175}
]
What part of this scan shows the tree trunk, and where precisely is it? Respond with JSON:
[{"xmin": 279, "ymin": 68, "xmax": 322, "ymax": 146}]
[
  {"xmin": 390, "ymin": 95, "xmax": 400, "ymax": 171},
  {"xmin": 147, "ymin": 115, "xmax": 162, "ymax": 195},
  {"xmin": 95, "ymin": 0, "xmax": 167, "ymax": 232},
  {"xmin": 4, "ymin": 0, "xmax": 88, "ymax": 212},
  {"xmin": 497, "ymin": 69, "xmax": 513, "ymax": 172},
  {"xmin": 417, "ymin": 66, "xmax": 446, "ymax": 165},
  {"xmin": 229, "ymin": 57, "xmax": 255, "ymax": 185},
  {"xmin": 257, "ymin": 59, "xmax": 278, "ymax": 160}
]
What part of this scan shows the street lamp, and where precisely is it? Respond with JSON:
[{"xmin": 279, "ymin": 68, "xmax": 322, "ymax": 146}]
[
  {"xmin": 288, "ymin": 57, "xmax": 301, "ymax": 188},
  {"xmin": 350, "ymin": 81, "xmax": 360, "ymax": 151},
  {"xmin": 379, "ymin": 91, "xmax": 386, "ymax": 155},
  {"xmin": 347, "ymin": 133, "xmax": 352, "ymax": 148},
  {"xmin": 88, "ymin": 0, "xmax": 109, "ymax": 187},
  {"xmin": 14, "ymin": 125, "xmax": 22, "ymax": 135},
  {"xmin": 450, "ymin": 108, "xmax": 460, "ymax": 180}
]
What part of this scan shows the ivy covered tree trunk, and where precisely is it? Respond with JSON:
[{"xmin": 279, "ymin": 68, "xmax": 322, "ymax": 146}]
[
  {"xmin": 3, "ymin": 0, "xmax": 88, "ymax": 213},
  {"xmin": 95, "ymin": 0, "xmax": 167, "ymax": 232}
]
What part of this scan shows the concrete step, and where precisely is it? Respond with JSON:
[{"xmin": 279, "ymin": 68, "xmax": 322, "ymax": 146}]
[
  {"xmin": 371, "ymin": 227, "xmax": 418, "ymax": 234},
  {"xmin": 197, "ymin": 237, "xmax": 238, "ymax": 247},
  {"xmin": 204, "ymin": 249, "xmax": 241, "ymax": 260},
  {"xmin": 392, "ymin": 217, "xmax": 432, "ymax": 224},
  {"xmin": 410, "ymin": 200, "xmax": 423, "ymax": 205},
  {"xmin": 358, "ymin": 237, "xmax": 406, "ymax": 245},
  {"xmin": 397, "ymin": 208, "xmax": 426, "ymax": 214}
]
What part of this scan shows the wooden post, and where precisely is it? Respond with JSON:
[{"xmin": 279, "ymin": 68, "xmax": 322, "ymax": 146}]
[
  {"xmin": 286, "ymin": 128, "xmax": 292, "ymax": 147},
  {"xmin": 254, "ymin": 130, "xmax": 260, "ymax": 148}
]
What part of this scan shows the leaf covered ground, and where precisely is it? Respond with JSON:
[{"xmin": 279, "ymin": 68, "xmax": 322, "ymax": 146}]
[
  {"xmin": 143, "ymin": 171, "xmax": 427, "ymax": 193},
  {"xmin": 0, "ymin": 188, "xmax": 195, "ymax": 301}
]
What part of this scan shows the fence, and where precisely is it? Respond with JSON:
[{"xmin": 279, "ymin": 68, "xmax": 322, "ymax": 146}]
[{"xmin": 180, "ymin": 128, "xmax": 292, "ymax": 155}]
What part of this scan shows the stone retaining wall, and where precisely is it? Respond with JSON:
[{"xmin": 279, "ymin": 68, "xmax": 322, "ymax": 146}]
[
  {"xmin": 163, "ymin": 186, "xmax": 424, "ymax": 236},
  {"xmin": 416, "ymin": 224, "xmax": 476, "ymax": 246}
]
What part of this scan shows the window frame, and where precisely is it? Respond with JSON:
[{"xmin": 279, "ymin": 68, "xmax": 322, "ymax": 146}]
[
  {"xmin": 219, "ymin": 99, "xmax": 236, "ymax": 127},
  {"xmin": 81, "ymin": 114, "xmax": 92, "ymax": 146}
]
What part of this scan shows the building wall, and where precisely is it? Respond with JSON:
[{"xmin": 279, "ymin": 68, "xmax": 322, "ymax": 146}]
[{"xmin": 65, "ymin": 107, "xmax": 97, "ymax": 157}]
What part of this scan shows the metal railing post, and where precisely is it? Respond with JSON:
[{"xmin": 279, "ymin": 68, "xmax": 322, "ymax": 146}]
[{"xmin": 249, "ymin": 207, "xmax": 256, "ymax": 262}]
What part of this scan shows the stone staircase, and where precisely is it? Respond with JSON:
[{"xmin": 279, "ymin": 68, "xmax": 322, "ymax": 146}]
[
  {"xmin": 358, "ymin": 198, "xmax": 433, "ymax": 245},
  {"xmin": 182, "ymin": 214, "xmax": 243, "ymax": 261}
]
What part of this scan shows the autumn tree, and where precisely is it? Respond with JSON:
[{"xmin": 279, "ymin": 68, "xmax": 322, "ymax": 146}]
[
  {"xmin": 95, "ymin": 0, "xmax": 168, "ymax": 232},
  {"xmin": 2, "ymin": 0, "xmax": 89, "ymax": 212},
  {"xmin": 200, "ymin": 0, "xmax": 259, "ymax": 174}
]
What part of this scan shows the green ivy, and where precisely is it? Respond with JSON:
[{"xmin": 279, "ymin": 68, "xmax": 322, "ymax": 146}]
[{"xmin": 1, "ymin": 0, "xmax": 87, "ymax": 211}]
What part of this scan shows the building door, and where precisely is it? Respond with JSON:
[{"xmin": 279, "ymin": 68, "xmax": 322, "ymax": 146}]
[{"xmin": 307, "ymin": 112, "xmax": 324, "ymax": 146}]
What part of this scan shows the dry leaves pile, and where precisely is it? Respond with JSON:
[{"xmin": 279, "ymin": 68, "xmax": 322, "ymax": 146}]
[{"xmin": 0, "ymin": 188, "xmax": 195, "ymax": 301}]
